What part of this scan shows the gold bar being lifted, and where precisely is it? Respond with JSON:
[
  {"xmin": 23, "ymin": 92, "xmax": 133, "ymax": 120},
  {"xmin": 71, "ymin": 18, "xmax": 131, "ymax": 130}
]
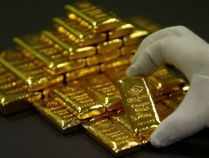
[
  {"xmin": 65, "ymin": 3, "xmax": 121, "ymax": 33},
  {"xmin": 53, "ymin": 17, "xmax": 106, "ymax": 46},
  {"xmin": 118, "ymin": 77, "xmax": 160, "ymax": 134}
]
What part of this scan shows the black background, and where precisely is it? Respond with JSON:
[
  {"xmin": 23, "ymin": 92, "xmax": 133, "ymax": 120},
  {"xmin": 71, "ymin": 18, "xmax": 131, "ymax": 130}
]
[{"xmin": 0, "ymin": 0, "xmax": 209, "ymax": 157}]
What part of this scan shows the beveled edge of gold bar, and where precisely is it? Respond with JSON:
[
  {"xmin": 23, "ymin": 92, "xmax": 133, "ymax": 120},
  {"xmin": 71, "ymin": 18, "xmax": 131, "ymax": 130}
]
[
  {"xmin": 53, "ymin": 17, "xmax": 84, "ymax": 39},
  {"xmin": 65, "ymin": 4, "xmax": 97, "ymax": 29},
  {"xmin": 42, "ymin": 30, "xmax": 74, "ymax": 52},
  {"xmin": 0, "ymin": 55, "xmax": 32, "ymax": 86}
]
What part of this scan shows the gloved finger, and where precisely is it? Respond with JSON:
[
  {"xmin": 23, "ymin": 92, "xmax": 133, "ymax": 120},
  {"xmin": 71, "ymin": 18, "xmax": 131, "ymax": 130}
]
[
  {"xmin": 127, "ymin": 36, "xmax": 175, "ymax": 76},
  {"xmin": 131, "ymin": 26, "xmax": 190, "ymax": 64},
  {"xmin": 150, "ymin": 74, "xmax": 209, "ymax": 147}
]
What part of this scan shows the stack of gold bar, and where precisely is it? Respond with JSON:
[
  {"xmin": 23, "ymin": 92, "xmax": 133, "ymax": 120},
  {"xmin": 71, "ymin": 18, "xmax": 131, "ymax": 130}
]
[{"xmin": 0, "ymin": 1, "xmax": 188, "ymax": 155}]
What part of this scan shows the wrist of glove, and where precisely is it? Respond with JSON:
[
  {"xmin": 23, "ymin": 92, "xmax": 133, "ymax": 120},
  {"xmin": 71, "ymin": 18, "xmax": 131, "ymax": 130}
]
[{"xmin": 127, "ymin": 26, "xmax": 209, "ymax": 147}]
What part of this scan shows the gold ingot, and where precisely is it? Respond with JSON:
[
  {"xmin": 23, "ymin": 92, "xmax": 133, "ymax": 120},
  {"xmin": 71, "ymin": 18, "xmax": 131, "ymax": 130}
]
[
  {"xmin": 41, "ymin": 30, "xmax": 96, "ymax": 60},
  {"xmin": 54, "ymin": 17, "xmax": 106, "ymax": 46},
  {"xmin": 86, "ymin": 49, "xmax": 121, "ymax": 66},
  {"xmin": 118, "ymin": 77, "xmax": 160, "ymax": 134},
  {"xmin": 0, "ymin": 51, "xmax": 63, "ymax": 91},
  {"xmin": 83, "ymin": 117, "xmax": 142, "ymax": 154},
  {"xmin": 80, "ymin": 73, "xmax": 122, "ymax": 111},
  {"xmin": 121, "ymin": 45, "xmax": 138, "ymax": 55},
  {"xmin": 97, "ymin": 39, "xmax": 122, "ymax": 54},
  {"xmin": 65, "ymin": 2, "xmax": 121, "ymax": 33},
  {"xmin": 100, "ymin": 55, "xmax": 132, "ymax": 72},
  {"xmin": 108, "ymin": 23, "xmax": 135, "ymax": 40},
  {"xmin": 52, "ymin": 81, "xmax": 105, "ymax": 120},
  {"xmin": 14, "ymin": 36, "xmax": 86, "ymax": 75},
  {"xmin": 66, "ymin": 66, "xmax": 100, "ymax": 81},
  {"xmin": 123, "ymin": 30, "xmax": 148, "ymax": 46},
  {"xmin": 32, "ymin": 96, "xmax": 80, "ymax": 133}
]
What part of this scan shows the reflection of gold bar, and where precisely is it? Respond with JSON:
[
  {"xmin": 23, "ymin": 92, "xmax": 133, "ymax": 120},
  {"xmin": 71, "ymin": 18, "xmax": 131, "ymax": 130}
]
[
  {"xmin": 121, "ymin": 45, "xmax": 138, "ymax": 55},
  {"xmin": 53, "ymin": 81, "xmax": 105, "ymax": 120},
  {"xmin": 108, "ymin": 23, "xmax": 135, "ymax": 40},
  {"xmin": 81, "ymin": 74, "xmax": 121, "ymax": 110},
  {"xmin": 86, "ymin": 49, "xmax": 121, "ymax": 66},
  {"xmin": 66, "ymin": 66, "xmax": 100, "ymax": 81},
  {"xmin": 123, "ymin": 30, "xmax": 148, "ymax": 46},
  {"xmin": 118, "ymin": 77, "xmax": 160, "ymax": 134},
  {"xmin": 65, "ymin": 3, "xmax": 121, "ymax": 33},
  {"xmin": 54, "ymin": 17, "xmax": 106, "ymax": 46},
  {"xmin": 83, "ymin": 118, "xmax": 142, "ymax": 154},
  {"xmin": 32, "ymin": 97, "xmax": 80, "ymax": 133},
  {"xmin": 97, "ymin": 39, "xmax": 122, "ymax": 54}
]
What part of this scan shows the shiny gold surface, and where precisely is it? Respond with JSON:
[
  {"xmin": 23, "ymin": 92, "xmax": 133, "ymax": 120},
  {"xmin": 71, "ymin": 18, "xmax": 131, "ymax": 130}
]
[
  {"xmin": 0, "ymin": 1, "xmax": 188, "ymax": 155},
  {"xmin": 118, "ymin": 77, "xmax": 160, "ymax": 134}
]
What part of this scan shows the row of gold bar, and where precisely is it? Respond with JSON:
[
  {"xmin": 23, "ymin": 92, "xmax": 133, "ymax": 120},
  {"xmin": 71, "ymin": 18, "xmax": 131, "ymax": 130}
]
[{"xmin": 0, "ymin": 1, "xmax": 188, "ymax": 155}]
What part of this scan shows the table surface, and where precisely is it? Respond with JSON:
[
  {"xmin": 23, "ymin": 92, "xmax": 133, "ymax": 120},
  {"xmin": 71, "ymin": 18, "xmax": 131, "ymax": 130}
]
[{"xmin": 0, "ymin": 0, "xmax": 209, "ymax": 158}]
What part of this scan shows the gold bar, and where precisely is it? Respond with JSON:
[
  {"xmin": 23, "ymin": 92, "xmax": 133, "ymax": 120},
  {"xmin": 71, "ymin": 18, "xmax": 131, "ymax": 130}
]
[
  {"xmin": 121, "ymin": 45, "xmax": 138, "ymax": 55},
  {"xmin": 15, "ymin": 35, "xmax": 84, "ymax": 75},
  {"xmin": 97, "ymin": 39, "xmax": 122, "ymax": 54},
  {"xmin": 86, "ymin": 49, "xmax": 121, "ymax": 66},
  {"xmin": 83, "ymin": 118, "xmax": 142, "ymax": 154},
  {"xmin": 0, "ymin": 51, "xmax": 63, "ymax": 91},
  {"xmin": 52, "ymin": 81, "xmax": 105, "ymax": 120},
  {"xmin": 65, "ymin": 3, "xmax": 121, "ymax": 33},
  {"xmin": 14, "ymin": 37, "xmax": 54, "ymax": 69},
  {"xmin": 108, "ymin": 23, "xmax": 135, "ymax": 40},
  {"xmin": 80, "ymin": 73, "xmax": 122, "ymax": 111},
  {"xmin": 32, "ymin": 96, "xmax": 80, "ymax": 133},
  {"xmin": 100, "ymin": 55, "xmax": 132, "ymax": 72},
  {"xmin": 123, "ymin": 30, "xmax": 148, "ymax": 46},
  {"xmin": 118, "ymin": 77, "xmax": 160, "ymax": 134},
  {"xmin": 41, "ymin": 30, "xmax": 96, "ymax": 60},
  {"xmin": 66, "ymin": 66, "xmax": 100, "ymax": 81},
  {"xmin": 54, "ymin": 17, "xmax": 106, "ymax": 46}
]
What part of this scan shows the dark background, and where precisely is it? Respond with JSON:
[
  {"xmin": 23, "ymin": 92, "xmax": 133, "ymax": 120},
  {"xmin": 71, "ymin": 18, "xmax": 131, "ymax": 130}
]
[{"xmin": 0, "ymin": 0, "xmax": 209, "ymax": 157}]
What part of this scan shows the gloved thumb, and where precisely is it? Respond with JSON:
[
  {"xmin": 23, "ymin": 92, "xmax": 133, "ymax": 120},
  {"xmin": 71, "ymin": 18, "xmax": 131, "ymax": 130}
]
[
  {"xmin": 150, "ymin": 74, "xmax": 209, "ymax": 147},
  {"xmin": 126, "ymin": 40, "xmax": 163, "ymax": 76}
]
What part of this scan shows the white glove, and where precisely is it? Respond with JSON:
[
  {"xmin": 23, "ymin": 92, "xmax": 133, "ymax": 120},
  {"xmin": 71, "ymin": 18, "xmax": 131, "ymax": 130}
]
[{"xmin": 127, "ymin": 26, "xmax": 209, "ymax": 147}]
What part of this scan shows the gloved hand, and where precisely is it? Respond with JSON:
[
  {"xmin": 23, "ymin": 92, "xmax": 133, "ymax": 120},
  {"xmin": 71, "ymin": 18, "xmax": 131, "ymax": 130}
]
[{"xmin": 127, "ymin": 26, "xmax": 209, "ymax": 147}]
